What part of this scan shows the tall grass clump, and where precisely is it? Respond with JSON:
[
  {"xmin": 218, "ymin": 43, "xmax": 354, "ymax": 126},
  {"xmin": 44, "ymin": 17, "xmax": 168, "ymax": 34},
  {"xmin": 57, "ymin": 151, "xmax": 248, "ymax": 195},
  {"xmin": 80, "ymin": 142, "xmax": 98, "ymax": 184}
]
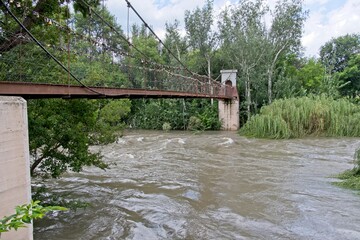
[{"xmin": 240, "ymin": 95, "xmax": 360, "ymax": 139}]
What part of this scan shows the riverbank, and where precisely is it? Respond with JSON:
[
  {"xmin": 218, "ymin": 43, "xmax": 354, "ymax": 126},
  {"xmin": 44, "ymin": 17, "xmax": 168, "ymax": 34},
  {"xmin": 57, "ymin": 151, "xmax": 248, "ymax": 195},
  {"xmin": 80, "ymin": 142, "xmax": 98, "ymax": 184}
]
[{"xmin": 334, "ymin": 148, "xmax": 360, "ymax": 192}]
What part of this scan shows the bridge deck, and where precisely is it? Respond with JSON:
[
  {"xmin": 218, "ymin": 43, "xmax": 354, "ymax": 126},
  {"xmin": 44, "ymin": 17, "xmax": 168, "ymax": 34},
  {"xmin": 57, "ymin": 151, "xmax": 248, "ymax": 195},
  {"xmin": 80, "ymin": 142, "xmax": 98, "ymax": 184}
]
[{"xmin": 0, "ymin": 82, "xmax": 233, "ymax": 100}]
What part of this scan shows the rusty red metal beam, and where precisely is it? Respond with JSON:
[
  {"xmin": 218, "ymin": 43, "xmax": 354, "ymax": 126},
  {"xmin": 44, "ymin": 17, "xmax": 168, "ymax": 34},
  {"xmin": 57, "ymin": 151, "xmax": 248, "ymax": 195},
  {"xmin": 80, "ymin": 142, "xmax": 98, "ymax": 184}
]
[{"xmin": 0, "ymin": 81, "xmax": 234, "ymax": 100}]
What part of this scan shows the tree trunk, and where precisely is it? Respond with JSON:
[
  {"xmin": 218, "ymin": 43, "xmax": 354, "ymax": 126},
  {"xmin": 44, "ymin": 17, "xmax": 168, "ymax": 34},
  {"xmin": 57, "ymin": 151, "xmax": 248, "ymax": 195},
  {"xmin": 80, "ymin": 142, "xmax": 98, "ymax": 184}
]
[
  {"xmin": 30, "ymin": 155, "xmax": 46, "ymax": 177},
  {"xmin": 268, "ymin": 69, "xmax": 273, "ymax": 104},
  {"xmin": 268, "ymin": 44, "xmax": 286, "ymax": 104},
  {"xmin": 245, "ymin": 69, "xmax": 251, "ymax": 120},
  {"xmin": 207, "ymin": 57, "xmax": 213, "ymax": 105}
]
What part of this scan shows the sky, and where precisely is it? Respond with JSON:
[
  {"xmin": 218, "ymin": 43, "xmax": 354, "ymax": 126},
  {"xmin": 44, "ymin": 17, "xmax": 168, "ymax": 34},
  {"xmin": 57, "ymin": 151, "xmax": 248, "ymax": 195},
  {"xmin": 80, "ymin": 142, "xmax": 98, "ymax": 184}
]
[{"xmin": 106, "ymin": 0, "xmax": 360, "ymax": 58}]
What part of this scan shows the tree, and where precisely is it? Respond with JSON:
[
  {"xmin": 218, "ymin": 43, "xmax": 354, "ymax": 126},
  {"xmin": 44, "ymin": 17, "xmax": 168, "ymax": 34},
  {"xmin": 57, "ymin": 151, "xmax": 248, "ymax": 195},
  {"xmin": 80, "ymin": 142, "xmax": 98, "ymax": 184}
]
[
  {"xmin": 336, "ymin": 54, "xmax": 360, "ymax": 97},
  {"xmin": 273, "ymin": 54, "xmax": 306, "ymax": 99},
  {"xmin": 73, "ymin": 7, "xmax": 128, "ymax": 59},
  {"xmin": 296, "ymin": 58, "xmax": 325, "ymax": 93},
  {"xmin": 71, "ymin": 8, "xmax": 130, "ymax": 88},
  {"xmin": 163, "ymin": 20, "xmax": 187, "ymax": 66},
  {"xmin": 28, "ymin": 99, "xmax": 131, "ymax": 178},
  {"xmin": 320, "ymin": 34, "xmax": 360, "ymax": 73},
  {"xmin": 266, "ymin": 0, "xmax": 308, "ymax": 103},
  {"xmin": 123, "ymin": 24, "xmax": 164, "ymax": 89},
  {"xmin": 185, "ymin": 0, "xmax": 217, "ymax": 104},
  {"xmin": 162, "ymin": 20, "xmax": 187, "ymax": 66},
  {"xmin": 0, "ymin": 0, "xmax": 100, "ymax": 53},
  {"xmin": 218, "ymin": 0, "xmax": 307, "ymax": 119},
  {"xmin": 219, "ymin": 0, "xmax": 268, "ymax": 119}
]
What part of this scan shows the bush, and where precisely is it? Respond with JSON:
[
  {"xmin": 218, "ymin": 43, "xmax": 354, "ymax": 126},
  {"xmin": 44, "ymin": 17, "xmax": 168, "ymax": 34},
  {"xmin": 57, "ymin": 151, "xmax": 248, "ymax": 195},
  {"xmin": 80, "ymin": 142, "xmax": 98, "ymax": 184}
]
[
  {"xmin": 162, "ymin": 122, "xmax": 172, "ymax": 131},
  {"xmin": 188, "ymin": 116, "xmax": 203, "ymax": 130}
]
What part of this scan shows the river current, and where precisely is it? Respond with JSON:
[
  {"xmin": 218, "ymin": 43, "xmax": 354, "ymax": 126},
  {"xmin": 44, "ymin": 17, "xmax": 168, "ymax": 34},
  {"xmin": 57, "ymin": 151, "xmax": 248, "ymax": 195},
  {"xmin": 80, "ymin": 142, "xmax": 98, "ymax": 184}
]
[{"xmin": 34, "ymin": 131, "xmax": 360, "ymax": 239}]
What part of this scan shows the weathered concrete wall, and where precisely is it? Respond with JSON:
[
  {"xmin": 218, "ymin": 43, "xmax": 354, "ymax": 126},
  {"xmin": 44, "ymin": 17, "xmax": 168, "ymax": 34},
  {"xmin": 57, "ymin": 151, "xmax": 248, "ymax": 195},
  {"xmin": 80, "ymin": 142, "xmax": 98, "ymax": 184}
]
[
  {"xmin": 0, "ymin": 97, "xmax": 33, "ymax": 240},
  {"xmin": 219, "ymin": 98, "xmax": 239, "ymax": 130},
  {"xmin": 218, "ymin": 70, "xmax": 239, "ymax": 130}
]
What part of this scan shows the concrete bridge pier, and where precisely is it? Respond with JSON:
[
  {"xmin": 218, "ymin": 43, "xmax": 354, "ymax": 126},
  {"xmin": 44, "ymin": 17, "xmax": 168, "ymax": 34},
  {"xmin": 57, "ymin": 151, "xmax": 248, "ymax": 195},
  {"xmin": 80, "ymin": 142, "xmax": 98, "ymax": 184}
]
[
  {"xmin": 218, "ymin": 70, "xmax": 239, "ymax": 130},
  {"xmin": 0, "ymin": 97, "xmax": 33, "ymax": 240}
]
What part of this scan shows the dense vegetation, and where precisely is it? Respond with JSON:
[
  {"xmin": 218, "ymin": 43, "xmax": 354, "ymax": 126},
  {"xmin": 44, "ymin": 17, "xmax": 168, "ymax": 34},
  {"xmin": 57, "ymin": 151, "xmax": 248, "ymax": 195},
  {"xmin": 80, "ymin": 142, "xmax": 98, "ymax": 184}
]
[{"xmin": 240, "ymin": 96, "xmax": 360, "ymax": 139}]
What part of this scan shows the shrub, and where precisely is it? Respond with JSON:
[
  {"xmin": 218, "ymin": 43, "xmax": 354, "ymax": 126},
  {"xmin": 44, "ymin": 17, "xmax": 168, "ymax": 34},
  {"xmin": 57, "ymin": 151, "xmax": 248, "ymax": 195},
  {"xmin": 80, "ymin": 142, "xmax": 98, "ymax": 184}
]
[
  {"xmin": 162, "ymin": 122, "xmax": 172, "ymax": 131},
  {"xmin": 188, "ymin": 116, "xmax": 203, "ymax": 130}
]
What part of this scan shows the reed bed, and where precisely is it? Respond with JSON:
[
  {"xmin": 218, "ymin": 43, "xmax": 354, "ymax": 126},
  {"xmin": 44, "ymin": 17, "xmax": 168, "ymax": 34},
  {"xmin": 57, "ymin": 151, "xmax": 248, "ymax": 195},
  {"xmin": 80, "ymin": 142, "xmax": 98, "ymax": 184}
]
[{"xmin": 240, "ymin": 95, "xmax": 360, "ymax": 139}]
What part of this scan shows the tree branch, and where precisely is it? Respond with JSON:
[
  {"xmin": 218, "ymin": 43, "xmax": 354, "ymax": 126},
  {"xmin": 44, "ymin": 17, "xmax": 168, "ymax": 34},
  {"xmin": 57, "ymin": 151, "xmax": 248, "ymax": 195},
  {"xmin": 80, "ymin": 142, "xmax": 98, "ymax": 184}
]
[{"xmin": 30, "ymin": 143, "xmax": 61, "ymax": 177}]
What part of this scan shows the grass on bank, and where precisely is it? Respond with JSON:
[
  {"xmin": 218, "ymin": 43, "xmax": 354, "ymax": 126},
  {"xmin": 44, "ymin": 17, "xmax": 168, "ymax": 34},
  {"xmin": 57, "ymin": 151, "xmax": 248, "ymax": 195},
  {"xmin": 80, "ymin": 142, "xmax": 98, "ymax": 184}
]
[
  {"xmin": 239, "ymin": 95, "xmax": 360, "ymax": 139},
  {"xmin": 334, "ymin": 148, "xmax": 360, "ymax": 191}
]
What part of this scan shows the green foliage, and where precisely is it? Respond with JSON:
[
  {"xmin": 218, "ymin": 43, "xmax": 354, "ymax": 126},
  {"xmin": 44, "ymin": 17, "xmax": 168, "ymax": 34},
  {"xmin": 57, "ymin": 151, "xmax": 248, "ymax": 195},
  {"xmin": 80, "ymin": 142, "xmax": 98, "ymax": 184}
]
[
  {"xmin": 185, "ymin": 0, "xmax": 216, "ymax": 54},
  {"xmin": 240, "ymin": 96, "xmax": 360, "ymax": 139},
  {"xmin": 336, "ymin": 54, "xmax": 360, "ymax": 97},
  {"xmin": 1, "ymin": 5, "xmax": 131, "ymax": 179},
  {"xmin": 334, "ymin": 148, "xmax": 360, "ymax": 191},
  {"xmin": 163, "ymin": 20, "xmax": 187, "ymax": 66},
  {"xmin": 92, "ymin": 99, "xmax": 131, "ymax": 144},
  {"xmin": 0, "ymin": 43, "xmax": 68, "ymax": 84},
  {"xmin": 162, "ymin": 122, "xmax": 172, "ymax": 131},
  {"xmin": 240, "ymin": 114, "xmax": 291, "ymax": 139},
  {"xmin": 187, "ymin": 104, "xmax": 221, "ymax": 131},
  {"xmin": 0, "ymin": 201, "xmax": 67, "ymax": 234},
  {"xmin": 297, "ymin": 58, "xmax": 325, "ymax": 91},
  {"xmin": 187, "ymin": 116, "xmax": 203, "ymax": 131},
  {"xmin": 320, "ymin": 34, "xmax": 360, "ymax": 73},
  {"xmin": 218, "ymin": 0, "xmax": 307, "ymax": 116},
  {"xmin": 130, "ymin": 99, "xmax": 186, "ymax": 130},
  {"xmin": 273, "ymin": 54, "xmax": 306, "ymax": 99},
  {"xmin": 0, "ymin": 0, "xmax": 100, "ymax": 54},
  {"xmin": 288, "ymin": 57, "xmax": 344, "ymax": 97},
  {"xmin": 125, "ymin": 24, "xmax": 164, "ymax": 88},
  {"xmin": 196, "ymin": 104, "xmax": 221, "ymax": 130},
  {"xmin": 334, "ymin": 175, "xmax": 360, "ymax": 191},
  {"xmin": 129, "ymin": 99, "xmax": 220, "ymax": 131},
  {"xmin": 28, "ymin": 99, "xmax": 130, "ymax": 178},
  {"xmin": 184, "ymin": 0, "xmax": 217, "ymax": 75}
]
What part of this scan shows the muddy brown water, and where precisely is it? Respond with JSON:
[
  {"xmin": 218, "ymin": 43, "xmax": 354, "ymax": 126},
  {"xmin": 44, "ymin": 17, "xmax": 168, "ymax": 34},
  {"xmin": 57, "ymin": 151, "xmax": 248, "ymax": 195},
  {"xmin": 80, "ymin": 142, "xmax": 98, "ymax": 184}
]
[{"xmin": 34, "ymin": 131, "xmax": 360, "ymax": 239}]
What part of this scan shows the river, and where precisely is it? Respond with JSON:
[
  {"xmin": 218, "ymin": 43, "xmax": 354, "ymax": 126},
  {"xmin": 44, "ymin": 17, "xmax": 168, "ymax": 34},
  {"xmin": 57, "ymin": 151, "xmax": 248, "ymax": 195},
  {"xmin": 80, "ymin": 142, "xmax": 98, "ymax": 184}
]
[{"xmin": 34, "ymin": 131, "xmax": 360, "ymax": 239}]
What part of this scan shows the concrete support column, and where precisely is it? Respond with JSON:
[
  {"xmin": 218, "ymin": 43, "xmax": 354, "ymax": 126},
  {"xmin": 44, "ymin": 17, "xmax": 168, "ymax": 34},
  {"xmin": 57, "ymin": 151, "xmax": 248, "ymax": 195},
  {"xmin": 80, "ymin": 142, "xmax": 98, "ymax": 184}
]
[
  {"xmin": 218, "ymin": 70, "xmax": 239, "ymax": 130},
  {"xmin": 0, "ymin": 97, "xmax": 33, "ymax": 240}
]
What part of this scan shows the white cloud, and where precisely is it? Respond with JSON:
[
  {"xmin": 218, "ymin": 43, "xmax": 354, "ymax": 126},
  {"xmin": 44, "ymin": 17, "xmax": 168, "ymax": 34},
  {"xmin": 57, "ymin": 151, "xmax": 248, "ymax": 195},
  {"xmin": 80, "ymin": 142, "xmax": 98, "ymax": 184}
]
[
  {"xmin": 106, "ymin": 0, "xmax": 360, "ymax": 58},
  {"xmin": 302, "ymin": 0, "xmax": 360, "ymax": 57},
  {"xmin": 107, "ymin": 0, "xmax": 207, "ymax": 38},
  {"xmin": 306, "ymin": 0, "xmax": 330, "ymax": 5}
]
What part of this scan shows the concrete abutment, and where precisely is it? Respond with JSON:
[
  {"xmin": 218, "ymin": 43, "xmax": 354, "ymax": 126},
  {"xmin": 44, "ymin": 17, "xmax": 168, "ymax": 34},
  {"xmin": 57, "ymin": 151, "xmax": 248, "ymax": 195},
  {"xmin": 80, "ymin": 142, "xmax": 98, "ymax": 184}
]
[{"xmin": 0, "ymin": 97, "xmax": 33, "ymax": 240}]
